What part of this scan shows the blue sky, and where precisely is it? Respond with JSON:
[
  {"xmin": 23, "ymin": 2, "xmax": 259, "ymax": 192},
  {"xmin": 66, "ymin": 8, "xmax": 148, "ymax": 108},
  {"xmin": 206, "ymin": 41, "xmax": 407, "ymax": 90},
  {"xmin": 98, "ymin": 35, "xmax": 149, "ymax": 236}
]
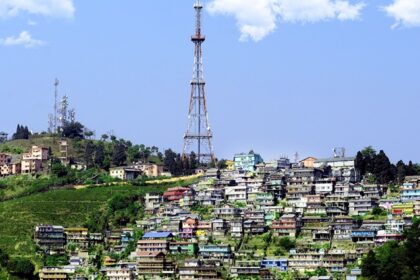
[{"xmin": 1, "ymin": 0, "xmax": 420, "ymax": 162}]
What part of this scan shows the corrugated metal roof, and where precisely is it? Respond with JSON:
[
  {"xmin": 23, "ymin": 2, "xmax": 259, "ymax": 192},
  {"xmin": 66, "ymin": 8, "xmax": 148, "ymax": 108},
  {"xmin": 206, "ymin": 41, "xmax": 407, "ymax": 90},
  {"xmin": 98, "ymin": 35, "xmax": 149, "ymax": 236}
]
[{"xmin": 142, "ymin": 231, "xmax": 173, "ymax": 239}]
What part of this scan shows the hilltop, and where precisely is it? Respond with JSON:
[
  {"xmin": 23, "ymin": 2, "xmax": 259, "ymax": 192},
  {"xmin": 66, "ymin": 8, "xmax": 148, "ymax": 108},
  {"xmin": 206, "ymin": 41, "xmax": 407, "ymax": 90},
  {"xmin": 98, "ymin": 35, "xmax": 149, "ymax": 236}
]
[{"xmin": 0, "ymin": 136, "xmax": 82, "ymax": 160}]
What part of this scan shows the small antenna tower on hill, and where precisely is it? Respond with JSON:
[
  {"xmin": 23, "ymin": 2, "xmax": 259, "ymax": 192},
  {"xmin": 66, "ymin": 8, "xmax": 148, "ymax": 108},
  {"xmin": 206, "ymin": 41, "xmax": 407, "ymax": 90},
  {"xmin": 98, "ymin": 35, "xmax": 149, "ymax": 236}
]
[{"xmin": 54, "ymin": 78, "xmax": 59, "ymax": 133}]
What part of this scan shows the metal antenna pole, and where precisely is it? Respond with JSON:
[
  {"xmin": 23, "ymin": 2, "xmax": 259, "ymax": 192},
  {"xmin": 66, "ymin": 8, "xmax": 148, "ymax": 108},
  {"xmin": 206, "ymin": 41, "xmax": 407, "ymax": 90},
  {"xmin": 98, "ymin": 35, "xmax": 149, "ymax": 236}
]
[
  {"xmin": 183, "ymin": 0, "xmax": 215, "ymax": 165},
  {"xmin": 54, "ymin": 78, "xmax": 59, "ymax": 133}
]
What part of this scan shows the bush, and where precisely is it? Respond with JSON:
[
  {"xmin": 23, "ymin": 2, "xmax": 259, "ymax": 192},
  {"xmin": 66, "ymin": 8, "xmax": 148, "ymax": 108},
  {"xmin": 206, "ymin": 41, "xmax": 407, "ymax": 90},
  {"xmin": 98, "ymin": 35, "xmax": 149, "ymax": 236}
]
[
  {"xmin": 372, "ymin": 206, "xmax": 386, "ymax": 216},
  {"xmin": 278, "ymin": 237, "xmax": 296, "ymax": 251},
  {"xmin": 7, "ymin": 258, "xmax": 35, "ymax": 279}
]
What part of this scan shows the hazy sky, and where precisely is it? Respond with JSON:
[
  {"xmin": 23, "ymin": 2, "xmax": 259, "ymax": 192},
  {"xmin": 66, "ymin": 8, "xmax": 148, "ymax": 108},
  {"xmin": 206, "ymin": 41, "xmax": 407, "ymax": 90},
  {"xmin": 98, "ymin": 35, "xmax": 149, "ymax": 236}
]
[{"xmin": 1, "ymin": 0, "xmax": 420, "ymax": 162}]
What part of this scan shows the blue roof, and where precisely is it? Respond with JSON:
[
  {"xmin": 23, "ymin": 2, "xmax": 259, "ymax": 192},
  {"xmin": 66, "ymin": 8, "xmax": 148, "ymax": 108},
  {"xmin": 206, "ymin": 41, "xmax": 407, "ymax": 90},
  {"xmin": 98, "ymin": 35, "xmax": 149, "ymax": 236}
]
[{"xmin": 143, "ymin": 231, "xmax": 173, "ymax": 239}]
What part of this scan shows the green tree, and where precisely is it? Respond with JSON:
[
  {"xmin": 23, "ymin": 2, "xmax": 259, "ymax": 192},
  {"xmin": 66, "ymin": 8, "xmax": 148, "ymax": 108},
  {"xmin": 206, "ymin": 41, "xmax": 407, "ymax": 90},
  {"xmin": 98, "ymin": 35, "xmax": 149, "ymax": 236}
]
[
  {"xmin": 84, "ymin": 141, "xmax": 95, "ymax": 168},
  {"xmin": 94, "ymin": 143, "xmax": 105, "ymax": 168},
  {"xmin": 112, "ymin": 143, "xmax": 127, "ymax": 166},
  {"xmin": 7, "ymin": 258, "xmax": 35, "ymax": 279},
  {"xmin": 0, "ymin": 249, "xmax": 9, "ymax": 267},
  {"xmin": 164, "ymin": 149, "xmax": 178, "ymax": 175},
  {"xmin": 12, "ymin": 124, "xmax": 31, "ymax": 140},
  {"xmin": 61, "ymin": 121, "xmax": 84, "ymax": 139},
  {"xmin": 127, "ymin": 145, "xmax": 141, "ymax": 164},
  {"xmin": 361, "ymin": 146, "xmax": 377, "ymax": 174},
  {"xmin": 396, "ymin": 160, "xmax": 407, "ymax": 184},
  {"xmin": 373, "ymin": 150, "xmax": 394, "ymax": 184},
  {"xmin": 361, "ymin": 250, "xmax": 378, "ymax": 278},
  {"xmin": 361, "ymin": 219, "xmax": 420, "ymax": 280},
  {"xmin": 355, "ymin": 151, "xmax": 366, "ymax": 176},
  {"xmin": 217, "ymin": 159, "xmax": 228, "ymax": 170},
  {"xmin": 406, "ymin": 161, "xmax": 418, "ymax": 176}
]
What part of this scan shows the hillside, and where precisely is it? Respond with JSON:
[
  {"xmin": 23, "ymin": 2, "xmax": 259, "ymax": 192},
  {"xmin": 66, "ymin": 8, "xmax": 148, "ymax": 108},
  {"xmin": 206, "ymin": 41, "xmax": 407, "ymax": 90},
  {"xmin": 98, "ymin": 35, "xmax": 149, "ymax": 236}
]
[
  {"xmin": 0, "ymin": 184, "xmax": 174, "ymax": 261},
  {"xmin": 0, "ymin": 136, "xmax": 82, "ymax": 159},
  {"xmin": 0, "ymin": 135, "xmax": 164, "ymax": 166}
]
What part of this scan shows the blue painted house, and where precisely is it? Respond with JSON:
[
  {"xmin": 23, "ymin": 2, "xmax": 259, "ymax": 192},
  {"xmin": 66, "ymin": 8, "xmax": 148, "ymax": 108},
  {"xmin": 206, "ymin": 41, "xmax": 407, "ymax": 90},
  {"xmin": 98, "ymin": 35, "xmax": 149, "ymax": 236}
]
[{"xmin": 261, "ymin": 259, "xmax": 288, "ymax": 271}]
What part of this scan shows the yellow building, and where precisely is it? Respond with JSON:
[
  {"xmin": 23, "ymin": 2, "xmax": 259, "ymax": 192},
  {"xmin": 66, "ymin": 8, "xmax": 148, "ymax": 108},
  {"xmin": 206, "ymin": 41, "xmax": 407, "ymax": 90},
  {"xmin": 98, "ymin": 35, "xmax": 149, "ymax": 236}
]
[
  {"xmin": 196, "ymin": 230, "xmax": 207, "ymax": 237},
  {"xmin": 392, "ymin": 203, "xmax": 414, "ymax": 216},
  {"xmin": 300, "ymin": 157, "xmax": 317, "ymax": 168},
  {"xmin": 109, "ymin": 167, "xmax": 141, "ymax": 180},
  {"xmin": 39, "ymin": 267, "xmax": 74, "ymax": 280},
  {"xmin": 226, "ymin": 160, "xmax": 235, "ymax": 171}
]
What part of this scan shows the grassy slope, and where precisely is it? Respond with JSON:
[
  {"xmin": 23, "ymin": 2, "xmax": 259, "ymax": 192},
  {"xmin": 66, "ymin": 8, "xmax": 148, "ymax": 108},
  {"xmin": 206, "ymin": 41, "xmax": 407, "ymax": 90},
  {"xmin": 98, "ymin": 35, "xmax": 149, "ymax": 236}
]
[
  {"xmin": 0, "ymin": 136, "xmax": 81, "ymax": 159},
  {"xmin": 0, "ymin": 184, "xmax": 169, "ymax": 259},
  {"xmin": 0, "ymin": 136, "xmax": 163, "ymax": 165}
]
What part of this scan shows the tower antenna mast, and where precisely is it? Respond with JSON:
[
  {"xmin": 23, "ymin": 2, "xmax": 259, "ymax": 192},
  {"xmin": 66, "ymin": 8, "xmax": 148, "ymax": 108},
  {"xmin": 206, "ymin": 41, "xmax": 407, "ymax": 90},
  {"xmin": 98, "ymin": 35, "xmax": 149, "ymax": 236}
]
[
  {"xmin": 54, "ymin": 78, "xmax": 59, "ymax": 133},
  {"xmin": 183, "ymin": 0, "xmax": 215, "ymax": 164}
]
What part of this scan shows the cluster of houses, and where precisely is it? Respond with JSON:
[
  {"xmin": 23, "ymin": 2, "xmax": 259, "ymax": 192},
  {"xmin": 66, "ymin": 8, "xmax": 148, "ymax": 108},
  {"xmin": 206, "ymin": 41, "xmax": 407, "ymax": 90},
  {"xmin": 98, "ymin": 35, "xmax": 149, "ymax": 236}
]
[
  {"xmin": 0, "ymin": 145, "xmax": 49, "ymax": 176},
  {"xmin": 34, "ymin": 151, "xmax": 420, "ymax": 279}
]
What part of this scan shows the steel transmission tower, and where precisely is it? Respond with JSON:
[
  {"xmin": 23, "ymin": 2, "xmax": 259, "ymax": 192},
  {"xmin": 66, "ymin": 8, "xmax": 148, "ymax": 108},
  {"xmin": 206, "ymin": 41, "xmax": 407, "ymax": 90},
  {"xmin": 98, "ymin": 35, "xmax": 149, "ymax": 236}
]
[{"xmin": 183, "ymin": 0, "xmax": 215, "ymax": 164}]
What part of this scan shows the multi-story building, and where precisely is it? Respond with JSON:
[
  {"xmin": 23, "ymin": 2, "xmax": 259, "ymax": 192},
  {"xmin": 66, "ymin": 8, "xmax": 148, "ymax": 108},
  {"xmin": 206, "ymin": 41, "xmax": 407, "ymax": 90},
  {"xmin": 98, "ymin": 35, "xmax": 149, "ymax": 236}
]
[
  {"xmin": 35, "ymin": 225, "xmax": 66, "ymax": 253},
  {"xmin": 315, "ymin": 178, "xmax": 336, "ymax": 194},
  {"xmin": 234, "ymin": 151, "xmax": 264, "ymax": 172},
  {"xmin": 391, "ymin": 203, "xmax": 414, "ymax": 216},
  {"xmin": 314, "ymin": 156, "xmax": 359, "ymax": 182},
  {"xmin": 325, "ymin": 194, "xmax": 349, "ymax": 216},
  {"xmin": 349, "ymin": 197, "xmax": 378, "ymax": 216},
  {"xmin": 163, "ymin": 187, "xmax": 191, "ymax": 203},
  {"xmin": 331, "ymin": 216, "xmax": 353, "ymax": 240},
  {"xmin": 414, "ymin": 200, "xmax": 420, "ymax": 217},
  {"xmin": 130, "ymin": 163, "xmax": 164, "ymax": 177},
  {"xmin": 300, "ymin": 157, "xmax": 317, "ymax": 168},
  {"xmin": 0, "ymin": 153, "xmax": 11, "ymax": 166},
  {"xmin": 229, "ymin": 219, "xmax": 244, "ymax": 238},
  {"xmin": 400, "ymin": 180, "xmax": 420, "ymax": 202},
  {"xmin": 144, "ymin": 193, "xmax": 162, "ymax": 214},
  {"xmin": 181, "ymin": 217, "xmax": 198, "ymax": 239},
  {"xmin": 21, "ymin": 157, "xmax": 42, "ymax": 174},
  {"xmin": 179, "ymin": 259, "xmax": 221, "ymax": 280},
  {"xmin": 300, "ymin": 216, "xmax": 331, "ymax": 241},
  {"xmin": 230, "ymin": 260, "xmax": 261, "ymax": 278},
  {"xmin": 199, "ymin": 244, "xmax": 232, "ymax": 260},
  {"xmin": 212, "ymin": 219, "xmax": 228, "ymax": 236},
  {"xmin": 214, "ymin": 205, "xmax": 242, "ymax": 219},
  {"xmin": 137, "ymin": 239, "xmax": 169, "ymax": 253},
  {"xmin": 102, "ymin": 265, "xmax": 135, "ymax": 280},
  {"xmin": 260, "ymin": 258, "xmax": 288, "ymax": 271},
  {"xmin": 64, "ymin": 228, "xmax": 89, "ymax": 249},
  {"xmin": 288, "ymin": 251, "xmax": 324, "ymax": 271},
  {"xmin": 30, "ymin": 145, "xmax": 49, "ymax": 160},
  {"xmin": 225, "ymin": 185, "xmax": 247, "ymax": 203},
  {"xmin": 256, "ymin": 193, "xmax": 275, "ymax": 207},
  {"xmin": 137, "ymin": 251, "xmax": 175, "ymax": 277},
  {"xmin": 39, "ymin": 266, "xmax": 75, "ymax": 280},
  {"xmin": 169, "ymin": 241, "xmax": 198, "ymax": 256},
  {"xmin": 109, "ymin": 167, "xmax": 141, "ymax": 180},
  {"xmin": 271, "ymin": 214, "xmax": 301, "ymax": 237}
]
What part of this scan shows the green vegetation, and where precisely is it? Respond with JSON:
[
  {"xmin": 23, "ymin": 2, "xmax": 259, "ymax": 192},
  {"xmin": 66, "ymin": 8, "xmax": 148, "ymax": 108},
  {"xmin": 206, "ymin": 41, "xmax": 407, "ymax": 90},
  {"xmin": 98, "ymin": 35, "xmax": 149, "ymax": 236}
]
[
  {"xmin": 355, "ymin": 146, "xmax": 420, "ymax": 184},
  {"xmin": 361, "ymin": 219, "xmax": 420, "ymax": 280},
  {"xmin": 0, "ymin": 183, "xmax": 176, "ymax": 262},
  {"xmin": 266, "ymin": 236, "xmax": 296, "ymax": 256},
  {"xmin": 0, "ymin": 167, "xmax": 119, "ymax": 201},
  {"xmin": 12, "ymin": 125, "xmax": 31, "ymax": 140},
  {"xmin": 190, "ymin": 203, "xmax": 214, "ymax": 220},
  {"xmin": 0, "ymin": 249, "xmax": 35, "ymax": 279},
  {"xmin": 0, "ymin": 144, "xmax": 24, "ymax": 154}
]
